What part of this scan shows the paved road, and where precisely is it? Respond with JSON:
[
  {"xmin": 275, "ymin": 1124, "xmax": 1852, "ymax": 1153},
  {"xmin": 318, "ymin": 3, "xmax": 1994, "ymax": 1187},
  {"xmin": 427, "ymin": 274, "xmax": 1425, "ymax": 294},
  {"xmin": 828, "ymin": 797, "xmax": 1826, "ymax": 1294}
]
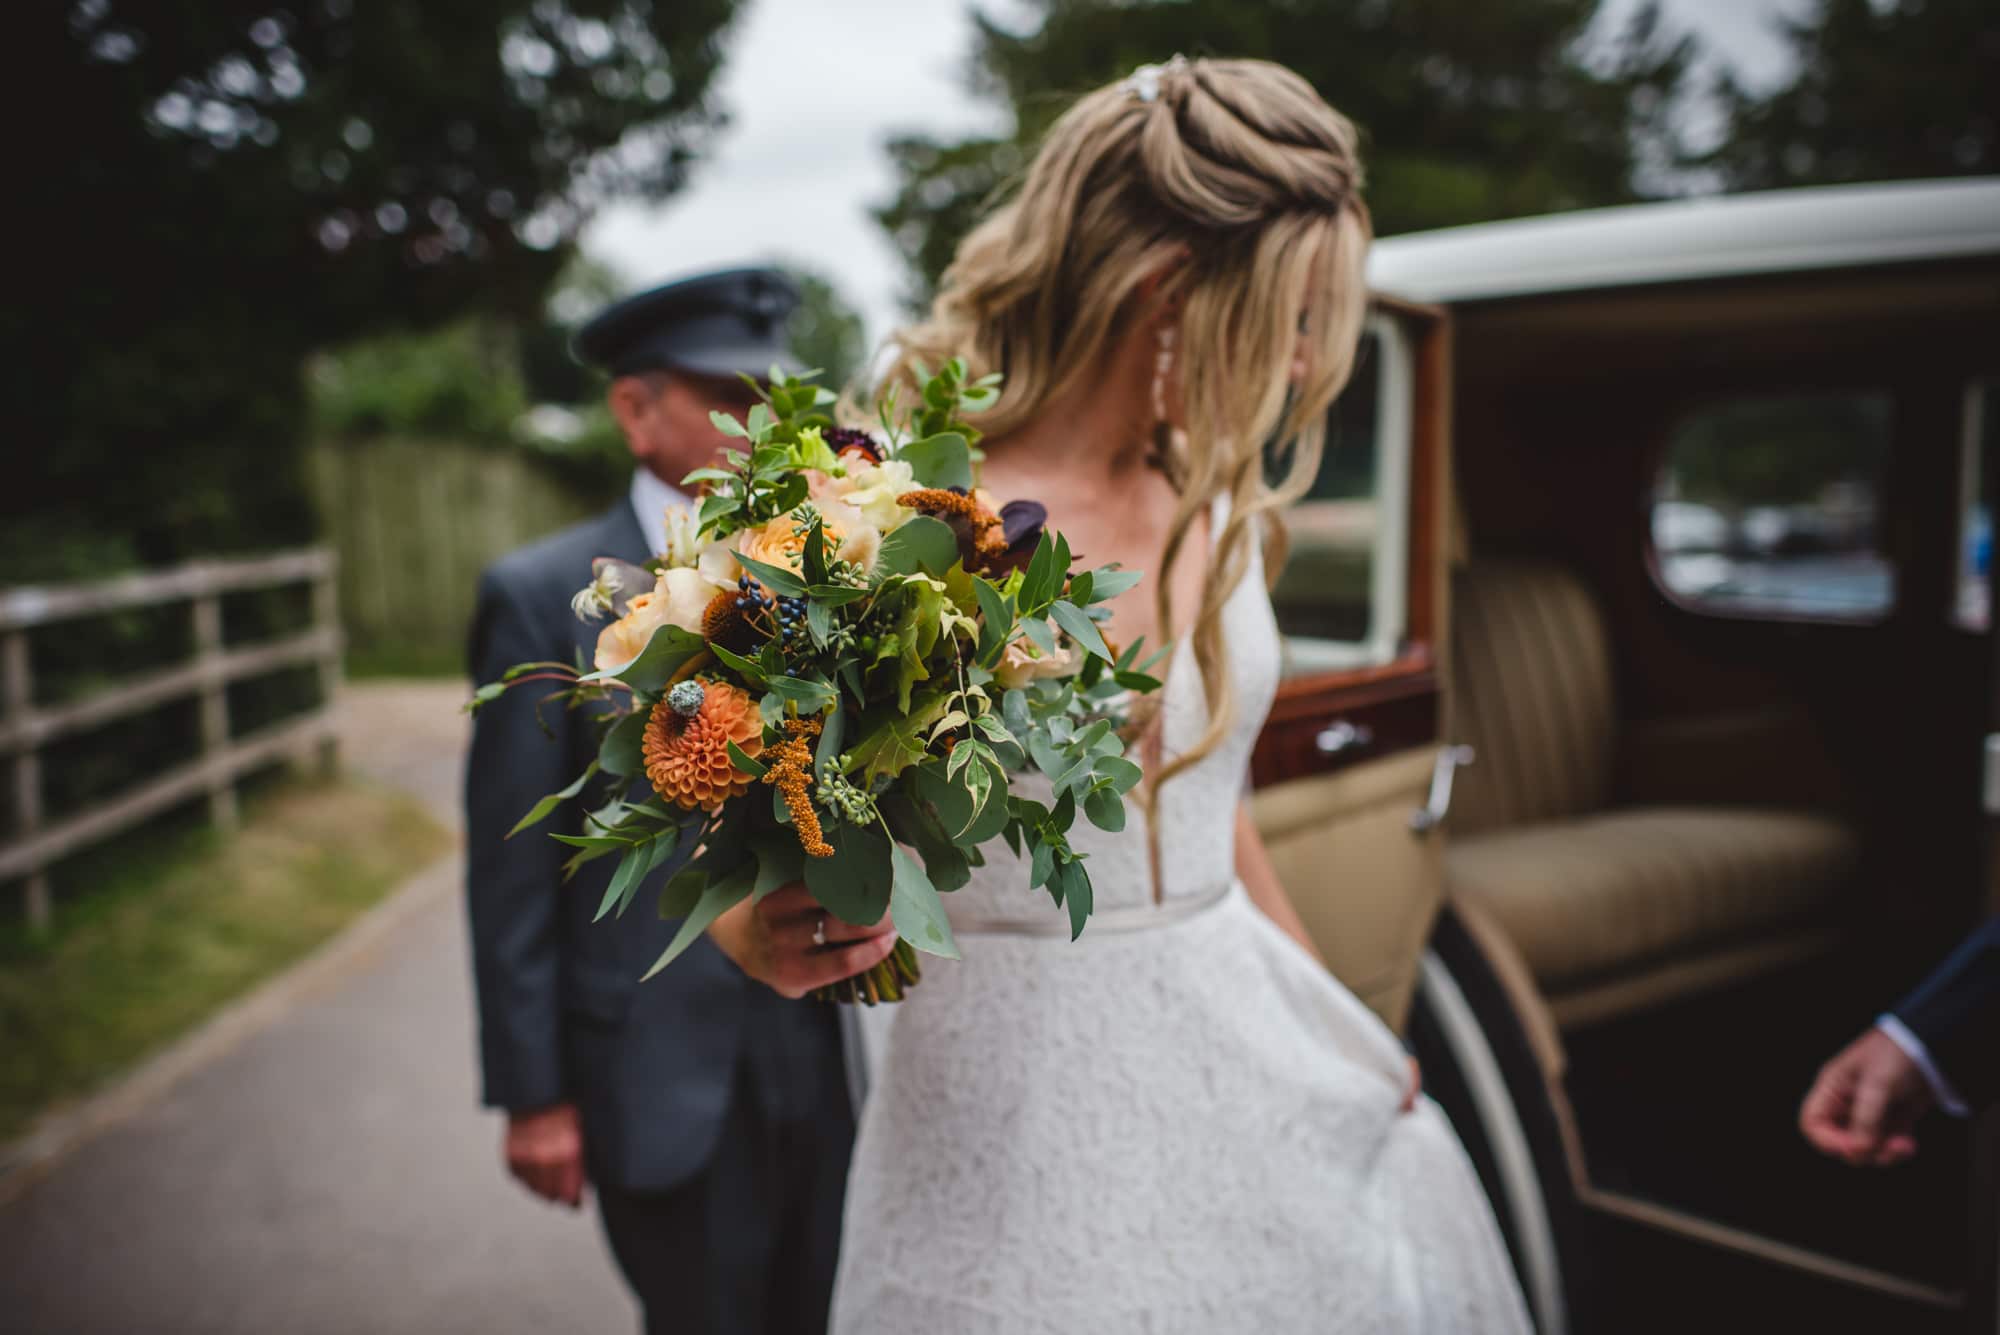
[{"xmin": 0, "ymin": 681, "xmax": 636, "ymax": 1335}]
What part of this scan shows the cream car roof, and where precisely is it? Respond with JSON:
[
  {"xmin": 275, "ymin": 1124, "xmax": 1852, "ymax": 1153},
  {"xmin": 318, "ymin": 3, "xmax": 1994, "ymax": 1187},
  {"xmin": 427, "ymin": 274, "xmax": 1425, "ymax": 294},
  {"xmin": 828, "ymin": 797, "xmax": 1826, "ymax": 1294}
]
[{"xmin": 1366, "ymin": 176, "xmax": 2000, "ymax": 306}]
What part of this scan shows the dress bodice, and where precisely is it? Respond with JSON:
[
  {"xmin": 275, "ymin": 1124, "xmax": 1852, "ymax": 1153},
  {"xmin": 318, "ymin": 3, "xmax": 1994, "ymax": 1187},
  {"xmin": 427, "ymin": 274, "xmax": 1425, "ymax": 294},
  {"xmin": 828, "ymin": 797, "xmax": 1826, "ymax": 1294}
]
[{"xmin": 946, "ymin": 501, "xmax": 1281, "ymax": 928}]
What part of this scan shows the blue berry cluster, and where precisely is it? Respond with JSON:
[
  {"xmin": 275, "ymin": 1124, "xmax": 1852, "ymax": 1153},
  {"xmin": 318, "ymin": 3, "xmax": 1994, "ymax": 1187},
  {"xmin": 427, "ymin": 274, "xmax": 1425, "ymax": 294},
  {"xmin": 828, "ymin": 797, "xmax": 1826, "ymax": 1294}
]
[
  {"xmin": 734, "ymin": 574, "xmax": 774, "ymax": 616},
  {"xmin": 775, "ymin": 595, "xmax": 811, "ymax": 646}
]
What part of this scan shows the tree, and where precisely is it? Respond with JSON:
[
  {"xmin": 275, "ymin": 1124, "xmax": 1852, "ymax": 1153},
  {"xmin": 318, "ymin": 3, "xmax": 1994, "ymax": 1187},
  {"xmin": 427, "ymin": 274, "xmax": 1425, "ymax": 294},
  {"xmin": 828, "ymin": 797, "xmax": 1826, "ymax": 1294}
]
[
  {"xmin": 14, "ymin": 0, "xmax": 740, "ymax": 577},
  {"xmin": 783, "ymin": 266, "xmax": 870, "ymax": 393},
  {"xmin": 1693, "ymin": 0, "xmax": 1999, "ymax": 189},
  {"xmin": 874, "ymin": 0, "xmax": 1695, "ymax": 307}
]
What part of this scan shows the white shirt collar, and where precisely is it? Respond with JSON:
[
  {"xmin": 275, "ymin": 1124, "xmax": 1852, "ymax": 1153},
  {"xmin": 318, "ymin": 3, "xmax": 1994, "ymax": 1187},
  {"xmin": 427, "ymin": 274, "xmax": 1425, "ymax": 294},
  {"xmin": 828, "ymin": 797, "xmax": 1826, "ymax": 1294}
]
[{"xmin": 629, "ymin": 468, "xmax": 691, "ymax": 558}]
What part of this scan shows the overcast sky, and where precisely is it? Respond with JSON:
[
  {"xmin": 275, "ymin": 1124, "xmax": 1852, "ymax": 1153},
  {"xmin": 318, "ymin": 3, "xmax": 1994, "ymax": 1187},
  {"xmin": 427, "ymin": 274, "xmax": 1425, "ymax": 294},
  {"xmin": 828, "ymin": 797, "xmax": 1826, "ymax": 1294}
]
[{"xmin": 584, "ymin": 0, "xmax": 1815, "ymax": 346}]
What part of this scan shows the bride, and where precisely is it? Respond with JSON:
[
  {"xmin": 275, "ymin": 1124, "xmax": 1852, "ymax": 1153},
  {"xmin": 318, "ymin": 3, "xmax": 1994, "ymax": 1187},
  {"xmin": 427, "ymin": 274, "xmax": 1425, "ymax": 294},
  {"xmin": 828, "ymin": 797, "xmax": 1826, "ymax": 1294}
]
[{"xmin": 708, "ymin": 56, "xmax": 1532, "ymax": 1333}]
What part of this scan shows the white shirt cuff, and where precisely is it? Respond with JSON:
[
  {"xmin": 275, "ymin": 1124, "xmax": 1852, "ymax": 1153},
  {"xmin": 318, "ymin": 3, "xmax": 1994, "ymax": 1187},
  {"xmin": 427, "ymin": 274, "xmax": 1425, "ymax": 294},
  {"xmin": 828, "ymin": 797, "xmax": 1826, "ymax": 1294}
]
[{"xmin": 1876, "ymin": 1014, "xmax": 1971, "ymax": 1118}]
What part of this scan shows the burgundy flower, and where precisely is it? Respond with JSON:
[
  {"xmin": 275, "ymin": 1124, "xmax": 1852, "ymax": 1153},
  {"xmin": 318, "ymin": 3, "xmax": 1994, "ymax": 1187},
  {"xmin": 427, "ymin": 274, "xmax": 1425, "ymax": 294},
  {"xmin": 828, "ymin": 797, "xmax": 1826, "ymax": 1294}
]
[
  {"xmin": 993, "ymin": 500, "xmax": 1048, "ymax": 574},
  {"xmin": 824, "ymin": 426, "xmax": 883, "ymax": 464}
]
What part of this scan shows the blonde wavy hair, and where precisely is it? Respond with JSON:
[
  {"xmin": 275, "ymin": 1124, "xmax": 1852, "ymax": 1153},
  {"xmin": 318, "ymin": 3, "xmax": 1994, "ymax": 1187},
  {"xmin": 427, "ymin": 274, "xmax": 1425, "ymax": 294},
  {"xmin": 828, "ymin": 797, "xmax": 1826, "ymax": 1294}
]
[{"xmin": 880, "ymin": 57, "xmax": 1372, "ymax": 796}]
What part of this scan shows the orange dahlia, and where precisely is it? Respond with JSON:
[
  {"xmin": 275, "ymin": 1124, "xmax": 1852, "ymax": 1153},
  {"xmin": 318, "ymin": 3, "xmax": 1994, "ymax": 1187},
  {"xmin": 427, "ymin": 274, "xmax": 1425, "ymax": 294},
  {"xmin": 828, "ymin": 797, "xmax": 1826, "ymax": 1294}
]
[{"xmin": 642, "ymin": 680, "xmax": 763, "ymax": 813}]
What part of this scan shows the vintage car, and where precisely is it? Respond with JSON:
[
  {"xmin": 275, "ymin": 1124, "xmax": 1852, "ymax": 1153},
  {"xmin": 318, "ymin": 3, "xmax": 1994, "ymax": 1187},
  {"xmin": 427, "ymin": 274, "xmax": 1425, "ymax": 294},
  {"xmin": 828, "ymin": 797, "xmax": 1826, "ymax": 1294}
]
[{"xmin": 1253, "ymin": 176, "xmax": 2000, "ymax": 1333}]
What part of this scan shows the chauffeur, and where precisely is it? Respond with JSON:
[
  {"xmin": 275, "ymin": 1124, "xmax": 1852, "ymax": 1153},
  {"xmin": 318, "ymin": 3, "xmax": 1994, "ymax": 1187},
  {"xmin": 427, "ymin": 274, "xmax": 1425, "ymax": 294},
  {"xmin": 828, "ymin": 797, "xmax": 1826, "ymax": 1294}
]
[{"xmin": 465, "ymin": 268, "xmax": 855, "ymax": 1335}]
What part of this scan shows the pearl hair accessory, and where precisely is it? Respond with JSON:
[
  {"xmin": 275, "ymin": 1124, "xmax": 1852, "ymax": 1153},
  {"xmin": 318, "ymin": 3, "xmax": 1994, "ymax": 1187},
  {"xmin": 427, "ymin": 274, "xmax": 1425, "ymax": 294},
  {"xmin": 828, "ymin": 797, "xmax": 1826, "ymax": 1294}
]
[
  {"xmin": 1121, "ymin": 54, "xmax": 1188, "ymax": 103},
  {"xmin": 1151, "ymin": 324, "xmax": 1177, "ymax": 426}
]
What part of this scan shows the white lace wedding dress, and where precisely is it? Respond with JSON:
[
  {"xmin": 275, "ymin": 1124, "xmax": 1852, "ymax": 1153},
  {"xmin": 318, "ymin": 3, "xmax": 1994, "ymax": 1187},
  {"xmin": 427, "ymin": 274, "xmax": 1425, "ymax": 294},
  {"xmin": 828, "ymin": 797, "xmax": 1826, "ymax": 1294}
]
[{"xmin": 833, "ymin": 511, "xmax": 1533, "ymax": 1334}]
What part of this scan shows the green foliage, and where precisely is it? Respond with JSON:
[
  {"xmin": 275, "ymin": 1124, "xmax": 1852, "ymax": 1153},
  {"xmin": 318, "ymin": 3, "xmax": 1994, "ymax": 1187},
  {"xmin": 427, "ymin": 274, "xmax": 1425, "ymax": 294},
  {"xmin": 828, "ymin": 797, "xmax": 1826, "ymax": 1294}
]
[
  {"xmin": 1693, "ymin": 0, "xmax": 1998, "ymax": 189},
  {"xmin": 310, "ymin": 320, "xmax": 529, "ymax": 442},
  {"xmin": 21, "ymin": 0, "xmax": 741, "ymax": 577},
  {"xmin": 478, "ymin": 360, "xmax": 1168, "ymax": 981},
  {"xmin": 873, "ymin": 0, "xmax": 1696, "ymax": 304}
]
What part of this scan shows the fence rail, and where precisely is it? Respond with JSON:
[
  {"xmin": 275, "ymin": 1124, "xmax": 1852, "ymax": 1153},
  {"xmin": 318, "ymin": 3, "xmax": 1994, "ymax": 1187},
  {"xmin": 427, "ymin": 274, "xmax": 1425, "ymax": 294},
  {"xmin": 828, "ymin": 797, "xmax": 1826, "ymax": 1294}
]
[{"xmin": 0, "ymin": 547, "xmax": 343, "ymax": 928}]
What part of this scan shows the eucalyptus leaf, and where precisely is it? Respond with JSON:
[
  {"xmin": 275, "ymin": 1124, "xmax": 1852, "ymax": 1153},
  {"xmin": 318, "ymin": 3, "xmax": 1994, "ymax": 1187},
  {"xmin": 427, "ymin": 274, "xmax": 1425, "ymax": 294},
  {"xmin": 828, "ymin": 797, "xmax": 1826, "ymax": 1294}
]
[
  {"xmin": 815, "ymin": 703, "xmax": 846, "ymax": 779},
  {"xmin": 1059, "ymin": 858, "xmax": 1093, "ymax": 940},
  {"xmin": 889, "ymin": 844, "xmax": 961, "ymax": 960},
  {"xmin": 1094, "ymin": 754, "xmax": 1144, "ymax": 793},
  {"xmin": 750, "ymin": 830, "xmax": 806, "ymax": 901},
  {"xmin": 726, "ymin": 739, "xmax": 766, "ymax": 779},
  {"xmin": 806, "ymin": 598, "xmax": 833, "ymax": 648},
  {"xmin": 599, "ymin": 711, "xmax": 650, "ymax": 777},
  {"xmin": 804, "ymin": 819, "xmax": 894, "ymax": 926},
  {"xmin": 736, "ymin": 551, "xmax": 807, "ymax": 597},
  {"xmin": 881, "ymin": 792, "xmax": 972, "ymax": 893},
  {"xmin": 1083, "ymin": 786, "xmax": 1127, "ymax": 833},
  {"xmin": 1019, "ymin": 616, "xmax": 1055, "ymax": 655},
  {"xmin": 1049, "ymin": 599, "xmax": 1113, "ymax": 662},
  {"xmin": 1085, "ymin": 567, "xmax": 1144, "ymax": 602},
  {"xmin": 643, "ymin": 863, "xmax": 755, "ymax": 980},
  {"xmin": 972, "ymin": 576, "xmax": 1012, "ymax": 664},
  {"xmin": 507, "ymin": 760, "xmax": 600, "ymax": 838},
  {"xmin": 1029, "ymin": 836, "xmax": 1055, "ymax": 890},
  {"xmin": 765, "ymin": 674, "xmax": 837, "ymax": 711},
  {"xmin": 898, "ymin": 432, "xmax": 973, "ymax": 490},
  {"xmin": 875, "ymin": 516, "xmax": 958, "ymax": 578},
  {"xmin": 707, "ymin": 640, "xmax": 769, "ymax": 685},
  {"xmin": 580, "ymin": 624, "xmax": 708, "ymax": 692}
]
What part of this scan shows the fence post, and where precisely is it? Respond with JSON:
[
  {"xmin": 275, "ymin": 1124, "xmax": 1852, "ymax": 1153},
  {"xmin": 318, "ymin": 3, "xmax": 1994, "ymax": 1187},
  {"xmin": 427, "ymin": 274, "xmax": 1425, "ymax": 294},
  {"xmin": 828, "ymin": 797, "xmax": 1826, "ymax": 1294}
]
[
  {"xmin": 3, "ymin": 630, "xmax": 49, "ymax": 930},
  {"xmin": 191, "ymin": 593, "xmax": 239, "ymax": 834},
  {"xmin": 310, "ymin": 561, "xmax": 342, "ymax": 777}
]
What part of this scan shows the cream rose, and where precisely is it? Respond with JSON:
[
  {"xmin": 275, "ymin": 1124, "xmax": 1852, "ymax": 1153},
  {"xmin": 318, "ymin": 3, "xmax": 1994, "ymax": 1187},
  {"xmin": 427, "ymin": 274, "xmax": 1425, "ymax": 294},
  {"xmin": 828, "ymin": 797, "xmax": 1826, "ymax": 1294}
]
[
  {"xmin": 993, "ymin": 636, "xmax": 1084, "ymax": 689},
  {"xmin": 592, "ymin": 567, "xmax": 727, "ymax": 672}
]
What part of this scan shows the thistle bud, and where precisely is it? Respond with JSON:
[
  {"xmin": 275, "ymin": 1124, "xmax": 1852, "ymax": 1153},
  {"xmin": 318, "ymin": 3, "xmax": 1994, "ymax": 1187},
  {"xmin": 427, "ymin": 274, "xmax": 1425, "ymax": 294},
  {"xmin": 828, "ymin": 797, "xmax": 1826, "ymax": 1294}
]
[{"xmin": 666, "ymin": 680, "xmax": 706, "ymax": 717}]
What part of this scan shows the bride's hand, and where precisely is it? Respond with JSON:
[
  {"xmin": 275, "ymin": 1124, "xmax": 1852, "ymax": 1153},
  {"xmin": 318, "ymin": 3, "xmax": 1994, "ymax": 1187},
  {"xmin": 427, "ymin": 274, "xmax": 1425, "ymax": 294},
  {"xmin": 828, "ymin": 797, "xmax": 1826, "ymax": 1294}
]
[{"xmin": 708, "ymin": 882, "xmax": 899, "ymax": 1000}]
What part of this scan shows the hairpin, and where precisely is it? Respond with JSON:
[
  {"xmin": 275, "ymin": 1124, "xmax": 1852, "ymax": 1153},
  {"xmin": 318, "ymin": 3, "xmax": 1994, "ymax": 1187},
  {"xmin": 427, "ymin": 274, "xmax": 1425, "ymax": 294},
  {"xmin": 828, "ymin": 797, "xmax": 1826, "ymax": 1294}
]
[{"xmin": 1121, "ymin": 54, "xmax": 1189, "ymax": 103}]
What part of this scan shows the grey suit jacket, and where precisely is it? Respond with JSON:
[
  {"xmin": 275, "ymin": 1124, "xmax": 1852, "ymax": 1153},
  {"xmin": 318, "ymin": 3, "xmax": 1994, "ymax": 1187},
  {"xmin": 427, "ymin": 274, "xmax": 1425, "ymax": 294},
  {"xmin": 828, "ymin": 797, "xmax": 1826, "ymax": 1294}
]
[{"xmin": 466, "ymin": 500, "xmax": 816, "ymax": 1191}]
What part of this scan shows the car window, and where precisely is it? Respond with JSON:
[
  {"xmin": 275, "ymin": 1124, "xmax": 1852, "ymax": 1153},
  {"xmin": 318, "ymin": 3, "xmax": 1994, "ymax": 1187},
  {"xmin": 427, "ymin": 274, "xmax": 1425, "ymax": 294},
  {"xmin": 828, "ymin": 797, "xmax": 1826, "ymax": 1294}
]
[
  {"xmin": 1651, "ymin": 391, "xmax": 1895, "ymax": 620},
  {"xmin": 1269, "ymin": 316, "xmax": 1412, "ymax": 675},
  {"xmin": 1957, "ymin": 380, "xmax": 1993, "ymax": 632}
]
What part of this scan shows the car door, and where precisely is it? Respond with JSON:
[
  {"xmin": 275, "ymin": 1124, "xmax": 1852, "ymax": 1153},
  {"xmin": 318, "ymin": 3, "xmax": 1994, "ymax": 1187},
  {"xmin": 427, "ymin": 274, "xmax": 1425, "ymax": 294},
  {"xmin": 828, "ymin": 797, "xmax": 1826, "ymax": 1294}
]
[{"xmin": 1250, "ymin": 298, "xmax": 1454, "ymax": 1032}]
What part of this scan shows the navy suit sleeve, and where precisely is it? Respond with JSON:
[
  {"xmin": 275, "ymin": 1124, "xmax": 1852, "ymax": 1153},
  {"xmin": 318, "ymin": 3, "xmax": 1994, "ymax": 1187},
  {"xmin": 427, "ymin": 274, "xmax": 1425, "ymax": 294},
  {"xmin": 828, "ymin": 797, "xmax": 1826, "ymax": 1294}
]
[
  {"xmin": 1892, "ymin": 916, "xmax": 2000, "ymax": 1112},
  {"xmin": 465, "ymin": 568, "xmax": 577, "ymax": 1113}
]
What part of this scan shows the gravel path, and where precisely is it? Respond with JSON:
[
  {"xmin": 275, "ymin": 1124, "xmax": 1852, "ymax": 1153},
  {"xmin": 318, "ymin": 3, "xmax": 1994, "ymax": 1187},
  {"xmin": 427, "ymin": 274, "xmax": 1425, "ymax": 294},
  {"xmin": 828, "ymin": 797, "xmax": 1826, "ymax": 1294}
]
[{"xmin": 0, "ymin": 680, "xmax": 636, "ymax": 1335}]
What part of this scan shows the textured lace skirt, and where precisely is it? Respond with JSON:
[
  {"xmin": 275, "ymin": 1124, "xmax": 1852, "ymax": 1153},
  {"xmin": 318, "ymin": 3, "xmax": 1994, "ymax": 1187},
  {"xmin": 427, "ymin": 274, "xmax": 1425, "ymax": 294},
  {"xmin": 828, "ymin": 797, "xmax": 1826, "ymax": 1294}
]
[{"xmin": 831, "ymin": 883, "xmax": 1533, "ymax": 1334}]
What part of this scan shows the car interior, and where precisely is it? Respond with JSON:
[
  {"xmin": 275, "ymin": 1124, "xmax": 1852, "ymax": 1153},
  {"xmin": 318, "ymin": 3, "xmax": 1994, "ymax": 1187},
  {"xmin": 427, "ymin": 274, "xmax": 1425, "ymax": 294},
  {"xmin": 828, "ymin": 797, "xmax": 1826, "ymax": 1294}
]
[{"xmin": 1439, "ymin": 257, "xmax": 1999, "ymax": 1310}]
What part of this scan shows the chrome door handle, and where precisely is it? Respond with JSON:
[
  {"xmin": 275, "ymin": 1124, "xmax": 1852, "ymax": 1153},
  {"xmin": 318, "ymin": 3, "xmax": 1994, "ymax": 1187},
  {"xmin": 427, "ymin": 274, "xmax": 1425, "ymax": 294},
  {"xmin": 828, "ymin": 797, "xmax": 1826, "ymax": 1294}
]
[
  {"xmin": 1314, "ymin": 720, "xmax": 1375, "ymax": 756},
  {"xmin": 1410, "ymin": 745, "xmax": 1476, "ymax": 835}
]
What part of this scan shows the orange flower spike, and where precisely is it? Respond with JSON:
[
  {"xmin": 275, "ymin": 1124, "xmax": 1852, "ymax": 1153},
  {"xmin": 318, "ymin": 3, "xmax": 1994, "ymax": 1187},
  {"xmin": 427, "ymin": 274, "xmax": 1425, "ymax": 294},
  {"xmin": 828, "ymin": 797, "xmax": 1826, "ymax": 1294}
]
[
  {"xmin": 642, "ymin": 680, "xmax": 763, "ymax": 813},
  {"xmin": 761, "ymin": 718, "xmax": 833, "ymax": 858}
]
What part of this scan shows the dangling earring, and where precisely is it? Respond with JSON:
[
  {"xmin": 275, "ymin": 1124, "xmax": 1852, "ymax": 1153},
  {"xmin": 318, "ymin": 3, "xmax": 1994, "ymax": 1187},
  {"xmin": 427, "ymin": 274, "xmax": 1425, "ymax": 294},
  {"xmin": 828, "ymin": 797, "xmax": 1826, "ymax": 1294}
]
[{"xmin": 1149, "ymin": 324, "xmax": 1177, "ymax": 471}]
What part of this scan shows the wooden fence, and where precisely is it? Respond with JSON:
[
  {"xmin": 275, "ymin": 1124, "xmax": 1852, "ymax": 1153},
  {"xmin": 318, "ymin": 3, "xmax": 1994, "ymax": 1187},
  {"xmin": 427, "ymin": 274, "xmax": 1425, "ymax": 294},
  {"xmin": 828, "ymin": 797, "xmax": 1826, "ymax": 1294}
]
[
  {"xmin": 0, "ymin": 548, "xmax": 342, "ymax": 929},
  {"xmin": 309, "ymin": 438, "xmax": 615, "ymax": 674}
]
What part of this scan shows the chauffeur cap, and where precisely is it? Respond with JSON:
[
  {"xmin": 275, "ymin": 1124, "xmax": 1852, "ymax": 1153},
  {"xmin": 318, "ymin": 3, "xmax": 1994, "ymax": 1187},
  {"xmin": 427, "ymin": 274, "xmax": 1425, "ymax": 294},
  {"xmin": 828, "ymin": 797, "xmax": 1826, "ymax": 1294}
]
[{"xmin": 572, "ymin": 266, "xmax": 803, "ymax": 381}]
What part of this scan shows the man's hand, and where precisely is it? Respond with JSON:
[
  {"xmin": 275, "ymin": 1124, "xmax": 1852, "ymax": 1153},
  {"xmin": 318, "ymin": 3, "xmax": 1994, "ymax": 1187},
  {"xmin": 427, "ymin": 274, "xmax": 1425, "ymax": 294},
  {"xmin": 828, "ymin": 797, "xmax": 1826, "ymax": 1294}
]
[
  {"xmin": 506, "ymin": 1102, "xmax": 588, "ymax": 1208},
  {"xmin": 1799, "ymin": 1027, "xmax": 1934, "ymax": 1166}
]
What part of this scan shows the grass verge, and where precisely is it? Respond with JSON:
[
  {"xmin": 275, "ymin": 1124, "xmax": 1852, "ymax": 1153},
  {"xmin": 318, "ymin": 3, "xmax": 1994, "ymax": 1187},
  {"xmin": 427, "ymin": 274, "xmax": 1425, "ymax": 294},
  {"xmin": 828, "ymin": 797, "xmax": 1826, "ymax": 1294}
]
[{"xmin": 0, "ymin": 776, "xmax": 454, "ymax": 1143}]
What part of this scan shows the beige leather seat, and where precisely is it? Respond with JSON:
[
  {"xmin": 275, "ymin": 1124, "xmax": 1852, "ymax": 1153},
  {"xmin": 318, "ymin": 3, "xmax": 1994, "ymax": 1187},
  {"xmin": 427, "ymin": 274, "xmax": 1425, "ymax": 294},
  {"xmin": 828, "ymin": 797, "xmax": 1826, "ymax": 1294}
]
[{"xmin": 1446, "ymin": 560, "xmax": 1855, "ymax": 1029}]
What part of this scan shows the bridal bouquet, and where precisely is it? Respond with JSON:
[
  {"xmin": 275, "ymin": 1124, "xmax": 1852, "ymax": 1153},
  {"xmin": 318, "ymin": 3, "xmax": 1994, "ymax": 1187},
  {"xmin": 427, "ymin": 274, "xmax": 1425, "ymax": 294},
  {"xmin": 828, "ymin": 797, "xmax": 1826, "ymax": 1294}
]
[{"xmin": 473, "ymin": 360, "xmax": 1164, "ymax": 1003}]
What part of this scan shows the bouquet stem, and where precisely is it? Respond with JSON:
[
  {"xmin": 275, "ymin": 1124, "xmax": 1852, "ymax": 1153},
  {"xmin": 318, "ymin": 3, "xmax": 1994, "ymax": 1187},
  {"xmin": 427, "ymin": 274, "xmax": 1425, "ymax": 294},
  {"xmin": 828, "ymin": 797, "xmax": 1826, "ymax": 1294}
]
[{"xmin": 813, "ymin": 938, "xmax": 923, "ymax": 1005}]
